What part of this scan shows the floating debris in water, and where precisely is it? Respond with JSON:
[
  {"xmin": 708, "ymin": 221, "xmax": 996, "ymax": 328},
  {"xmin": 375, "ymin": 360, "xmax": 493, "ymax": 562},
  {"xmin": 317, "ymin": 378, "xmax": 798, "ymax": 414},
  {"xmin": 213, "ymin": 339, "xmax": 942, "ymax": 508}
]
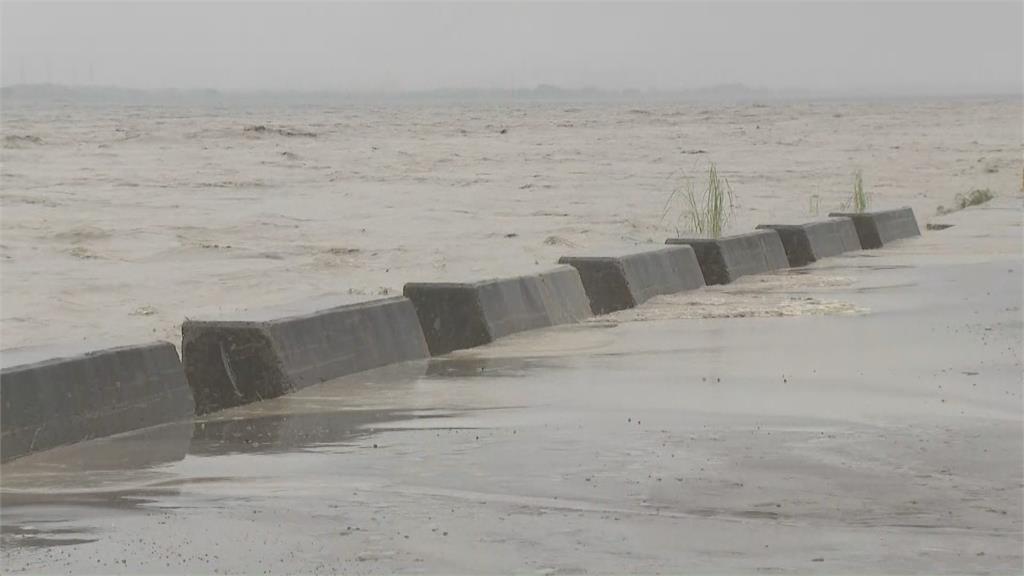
[
  {"xmin": 3, "ymin": 135, "xmax": 43, "ymax": 148},
  {"xmin": 243, "ymin": 124, "xmax": 317, "ymax": 137}
]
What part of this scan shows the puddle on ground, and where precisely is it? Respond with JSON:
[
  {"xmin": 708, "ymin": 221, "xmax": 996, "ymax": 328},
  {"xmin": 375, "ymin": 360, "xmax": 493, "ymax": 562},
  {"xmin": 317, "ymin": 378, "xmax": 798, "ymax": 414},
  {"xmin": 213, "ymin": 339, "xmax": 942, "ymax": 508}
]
[
  {"xmin": 425, "ymin": 355, "xmax": 554, "ymax": 379},
  {"xmin": 190, "ymin": 408, "xmax": 461, "ymax": 456},
  {"xmin": 0, "ymin": 407, "xmax": 472, "ymax": 495},
  {"xmin": 1, "ymin": 522, "xmax": 98, "ymax": 549}
]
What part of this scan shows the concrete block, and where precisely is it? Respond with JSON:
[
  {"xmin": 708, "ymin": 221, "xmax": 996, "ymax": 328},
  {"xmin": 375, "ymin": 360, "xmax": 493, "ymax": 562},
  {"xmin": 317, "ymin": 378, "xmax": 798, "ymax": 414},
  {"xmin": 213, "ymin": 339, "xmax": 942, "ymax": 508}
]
[
  {"xmin": 404, "ymin": 266, "xmax": 592, "ymax": 355},
  {"xmin": 558, "ymin": 245, "xmax": 705, "ymax": 314},
  {"xmin": 1, "ymin": 341, "xmax": 193, "ymax": 462},
  {"xmin": 828, "ymin": 207, "xmax": 921, "ymax": 249},
  {"xmin": 665, "ymin": 229, "xmax": 789, "ymax": 285},
  {"xmin": 181, "ymin": 296, "xmax": 429, "ymax": 414},
  {"xmin": 756, "ymin": 217, "xmax": 862, "ymax": 267}
]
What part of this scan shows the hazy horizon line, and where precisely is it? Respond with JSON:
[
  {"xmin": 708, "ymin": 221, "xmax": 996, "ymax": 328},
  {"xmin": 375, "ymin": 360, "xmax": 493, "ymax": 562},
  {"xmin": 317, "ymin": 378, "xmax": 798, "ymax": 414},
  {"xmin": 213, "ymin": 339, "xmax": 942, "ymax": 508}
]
[{"xmin": 3, "ymin": 82, "xmax": 1020, "ymax": 103}]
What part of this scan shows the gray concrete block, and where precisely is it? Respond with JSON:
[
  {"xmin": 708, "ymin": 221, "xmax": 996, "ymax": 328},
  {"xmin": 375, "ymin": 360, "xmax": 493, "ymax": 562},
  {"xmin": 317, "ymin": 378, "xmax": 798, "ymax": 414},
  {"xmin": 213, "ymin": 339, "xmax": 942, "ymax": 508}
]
[
  {"xmin": 665, "ymin": 230, "xmax": 789, "ymax": 285},
  {"xmin": 756, "ymin": 217, "xmax": 862, "ymax": 267},
  {"xmin": 535, "ymin": 266, "xmax": 595, "ymax": 325},
  {"xmin": 558, "ymin": 245, "xmax": 705, "ymax": 314},
  {"xmin": 828, "ymin": 207, "xmax": 921, "ymax": 249},
  {"xmin": 1, "ymin": 341, "xmax": 193, "ymax": 462},
  {"xmin": 181, "ymin": 296, "xmax": 429, "ymax": 414},
  {"xmin": 404, "ymin": 266, "xmax": 592, "ymax": 355}
]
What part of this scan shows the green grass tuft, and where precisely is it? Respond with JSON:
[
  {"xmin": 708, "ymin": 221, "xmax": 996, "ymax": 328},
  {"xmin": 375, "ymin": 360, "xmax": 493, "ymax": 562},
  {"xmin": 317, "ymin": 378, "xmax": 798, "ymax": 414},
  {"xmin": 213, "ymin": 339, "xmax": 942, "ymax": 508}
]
[
  {"xmin": 847, "ymin": 169, "xmax": 869, "ymax": 213},
  {"xmin": 659, "ymin": 161, "xmax": 736, "ymax": 238},
  {"xmin": 680, "ymin": 162, "xmax": 734, "ymax": 238},
  {"xmin": 808, "ymin": 194, "xmax": 821, "ymax": 216}
]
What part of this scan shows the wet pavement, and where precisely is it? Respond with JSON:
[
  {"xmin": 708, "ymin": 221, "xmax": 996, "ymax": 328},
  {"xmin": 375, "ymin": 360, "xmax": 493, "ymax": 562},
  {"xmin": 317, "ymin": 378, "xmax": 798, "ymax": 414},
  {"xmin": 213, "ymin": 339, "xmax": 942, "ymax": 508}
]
[{"xmin": 2, "ymin": 200, "xmax": 1022, "ymax": 574}]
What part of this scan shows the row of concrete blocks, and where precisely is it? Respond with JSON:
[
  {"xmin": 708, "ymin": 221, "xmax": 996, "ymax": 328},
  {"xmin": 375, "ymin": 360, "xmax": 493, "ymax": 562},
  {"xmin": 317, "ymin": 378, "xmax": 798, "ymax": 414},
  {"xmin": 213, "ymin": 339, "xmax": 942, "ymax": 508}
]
[{"xmin": 1, "ymin": 208, "xmax": 920, "ymax": 461}]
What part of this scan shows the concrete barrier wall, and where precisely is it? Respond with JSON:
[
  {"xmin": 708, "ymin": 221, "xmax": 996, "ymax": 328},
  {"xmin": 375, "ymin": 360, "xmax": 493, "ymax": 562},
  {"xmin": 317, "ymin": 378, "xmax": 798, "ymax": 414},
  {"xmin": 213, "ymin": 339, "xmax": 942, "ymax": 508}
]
[
  {"xmin": 558, "ymin": 246, "xmax": 705, "ymax": 314},
  {"xmin": 404, "ymin": 265, "xmax": 592, "ymax": 355},
  {"xmin": 531, "ymin": 266, "xmax": 594, "ymax": 326},
  {"xmin": 665, "ymin": 230, "xmax": 789, "ymax": 285},
  {"xmin": 828, "ymin": 207, "xmax": 920, "ymax": 249},
  {"xmin": 181, "ymin": 296, "xmax": 429, "ymax": 414},
  {"xmin": 1, "ymin": 341, "xmax": 193, "ymax": 462},
  {"xmin": 756, "ymin": 217, "xmax": 862, "ymax": 267}
]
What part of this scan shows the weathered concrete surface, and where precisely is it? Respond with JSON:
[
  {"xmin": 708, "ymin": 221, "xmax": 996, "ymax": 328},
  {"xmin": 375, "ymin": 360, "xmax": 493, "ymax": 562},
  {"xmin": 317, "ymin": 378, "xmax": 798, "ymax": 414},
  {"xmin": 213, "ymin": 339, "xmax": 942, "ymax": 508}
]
[
  {"xmin": 404, "ymin": 266, "xmax": 591, "ymax": 355},
  {"xmin": 829, "ymin": 207, "xmax": 921, "ymax": 249},
  {"xmin": 757, "ymin": 217, "xmax": 862, "ymax": 267},
  {"xmin": 0, "ymin": 341, "xmax": 193, "ymax": 463},
  {"xmin": 666, "ymin": 229, "xmax": 789, "ymax": 285},
  {"xmin": 1, "ymin": 199, "xmax": 1020, "ymax": 574},
  {"xmin": 181, "ymin": 295, "xmax": 428, "ymax": 414},
  {"xmin": 558, "ymin": 245, "xmax": 705, "ymax": 315}
]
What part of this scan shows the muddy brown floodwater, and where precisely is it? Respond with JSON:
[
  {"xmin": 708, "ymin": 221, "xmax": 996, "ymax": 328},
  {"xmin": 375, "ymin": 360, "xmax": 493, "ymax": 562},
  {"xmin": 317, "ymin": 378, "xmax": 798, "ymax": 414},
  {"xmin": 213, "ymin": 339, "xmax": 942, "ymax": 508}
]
[
  {"xmin": 1, "ymin": 98, "xmax": 1020, "ymax": 351},
  {"xmin": 1, "ymin": 197, "xmax": 1021, "ymax": 573}
]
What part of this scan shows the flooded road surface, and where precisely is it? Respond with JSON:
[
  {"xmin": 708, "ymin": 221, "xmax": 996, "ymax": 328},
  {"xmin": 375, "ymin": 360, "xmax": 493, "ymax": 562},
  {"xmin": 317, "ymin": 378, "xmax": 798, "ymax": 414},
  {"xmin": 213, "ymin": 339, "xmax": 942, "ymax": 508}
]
[{"xmin": 2, "ymin": 200, "xmax": 1021, "ymax": 574}]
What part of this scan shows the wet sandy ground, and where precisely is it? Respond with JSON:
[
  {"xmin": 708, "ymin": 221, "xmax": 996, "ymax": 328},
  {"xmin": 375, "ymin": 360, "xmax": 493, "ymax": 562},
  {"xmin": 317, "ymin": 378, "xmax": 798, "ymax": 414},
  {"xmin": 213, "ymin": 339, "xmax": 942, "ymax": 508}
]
[
  {"xmin": 1, "ymin": 199, "xmax": 1020, "ymax": 573},
  {"xmin": 1, "ymin": 98, "xmax": 1020, "ymax": 350}
]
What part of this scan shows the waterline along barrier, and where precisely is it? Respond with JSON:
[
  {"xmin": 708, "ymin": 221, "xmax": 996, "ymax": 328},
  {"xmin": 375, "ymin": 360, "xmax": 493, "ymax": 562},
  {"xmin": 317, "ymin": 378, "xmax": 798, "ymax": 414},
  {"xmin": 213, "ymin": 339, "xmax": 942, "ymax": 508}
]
[
  {"xmin": 756, "ymin": 217, "xmax": 862, "ymax": 267},
  {"xmin": 828, "ymin": 207, "xmax": 920, "ymax": 249},
  {"xmin": 403, "ymin": 266, "xmax": 592, "ymax": 355},
  {"xmin": 1, "ymin": 341, "xmax": 194, "ymax": 462},
  {"xmin": 2, "ymin": 208, "xmax": 923, "ymax": 461},
  {"xmin": 665, "ymin": 229, "xmax": 789, "ymax": 285},
  {"xmin": 181, "ymin": 296, "xmax": 429, "ymax": 414},
  {"xmin": 558, "ymin": 245, "xmax": 705, "ymax": 314}
]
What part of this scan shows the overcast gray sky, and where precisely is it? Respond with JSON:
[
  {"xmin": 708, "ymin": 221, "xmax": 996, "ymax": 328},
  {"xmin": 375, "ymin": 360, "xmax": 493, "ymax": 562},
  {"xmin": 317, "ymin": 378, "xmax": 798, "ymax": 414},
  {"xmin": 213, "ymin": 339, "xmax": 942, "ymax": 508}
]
[{"xmin": 2, "ymin": 1, "xmax": 1021, "ymax": 94}]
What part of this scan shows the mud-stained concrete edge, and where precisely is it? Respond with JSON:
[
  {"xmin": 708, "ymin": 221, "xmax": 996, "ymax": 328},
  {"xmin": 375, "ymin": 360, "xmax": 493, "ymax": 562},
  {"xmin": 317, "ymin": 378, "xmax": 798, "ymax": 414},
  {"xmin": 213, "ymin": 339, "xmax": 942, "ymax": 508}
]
[
  {"xmin": 829, "ymin": 207, "xmax": 920, "ymax": 249},
  {"xmin": 0, "ymin": 341, "xmax": 194, "ymax": 462},
  {"xmin": 666, "ymin": 229, "xmax": 790, "ymax": 285},
  {"xmin": 559, "ymin": 245, "xmax": 705, "ymax": 315},
  {"xmin": 181, "ymin": 296, "xmax": 429, "ymax": 415},
  {"xmin": 404, "ymin": 265, "xmax": 591, "ymax": 355},
  {"xmin": 757, "ymin": 217, "xmax": 862, "ymax": 267}
]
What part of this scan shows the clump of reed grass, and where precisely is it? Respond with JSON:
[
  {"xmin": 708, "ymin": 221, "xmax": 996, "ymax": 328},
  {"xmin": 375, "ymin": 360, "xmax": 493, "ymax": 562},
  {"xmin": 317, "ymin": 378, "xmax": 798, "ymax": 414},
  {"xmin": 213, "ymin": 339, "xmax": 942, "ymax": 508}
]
[
  {"xmin": 680, "ymin": 162, "xmax": 734, "ymax": 238},
  {"xmin": 808, "ymin": 194, "xmax": 822, "ymax": 216},
  {"xmin": 846, "ymin": 169, "xmax": 869, "ymax": 213},
  {"xmin": 659, "ymin": 161, "xmax": 735, "ymax": 238}
]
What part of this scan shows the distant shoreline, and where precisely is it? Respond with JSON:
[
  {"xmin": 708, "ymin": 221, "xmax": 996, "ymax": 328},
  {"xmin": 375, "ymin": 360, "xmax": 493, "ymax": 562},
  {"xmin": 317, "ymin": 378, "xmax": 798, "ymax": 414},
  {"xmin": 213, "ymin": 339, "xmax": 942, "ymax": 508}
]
[{"xmin": 2, "ymin": 83, "xmax": 1019, "ymax": 107}]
